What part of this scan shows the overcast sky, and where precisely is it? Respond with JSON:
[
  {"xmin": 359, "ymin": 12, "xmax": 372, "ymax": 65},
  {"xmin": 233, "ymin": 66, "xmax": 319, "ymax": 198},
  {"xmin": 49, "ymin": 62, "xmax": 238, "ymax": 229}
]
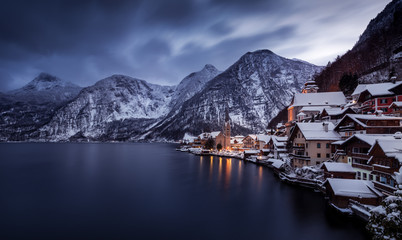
[{"xmin": 0, "ymin": 0, "xmax": 391, "ymax": 91}]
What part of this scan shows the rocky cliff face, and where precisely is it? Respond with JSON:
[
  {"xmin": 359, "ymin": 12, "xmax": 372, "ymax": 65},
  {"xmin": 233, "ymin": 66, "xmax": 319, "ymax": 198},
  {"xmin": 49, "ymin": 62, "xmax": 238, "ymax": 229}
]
[
  {"xmin": 144, "ymin": 50, "xmax": 322, "ymax": 140},
  {"xmin": 315, "ymin": 0, "xmax": 402, "ymax": 92}
]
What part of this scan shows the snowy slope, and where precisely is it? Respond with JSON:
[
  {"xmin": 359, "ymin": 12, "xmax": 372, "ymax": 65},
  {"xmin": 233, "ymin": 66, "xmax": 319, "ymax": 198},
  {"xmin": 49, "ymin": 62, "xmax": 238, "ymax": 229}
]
[
  {"xmin": 145, "ymin": 50, "xmax": 323, "ymax": 140},
  {"xmin": 40, "ymin": 74, "xmax": 175, "ymax": 140},
  {"xmin": 8, "ymin": 72, "xmax": 82, "ymax": 104},
  {"xmin": 0, "ymin": 73, "xmax": 82, "ymax": 141}
]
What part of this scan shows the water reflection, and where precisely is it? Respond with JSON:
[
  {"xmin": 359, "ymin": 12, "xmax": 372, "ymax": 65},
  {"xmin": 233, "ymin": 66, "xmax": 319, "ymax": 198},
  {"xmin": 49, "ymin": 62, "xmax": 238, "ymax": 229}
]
[
  {"xmin": 238, "ymin": 160, "xmax": 242, "ymax": 184},
  {"xmin": 258, "ymin": 166, "xmax": 263, "ymax": 191},
  {"xmin": 224, "ymin": 158, "xmax": 232, "ymax": 189}
]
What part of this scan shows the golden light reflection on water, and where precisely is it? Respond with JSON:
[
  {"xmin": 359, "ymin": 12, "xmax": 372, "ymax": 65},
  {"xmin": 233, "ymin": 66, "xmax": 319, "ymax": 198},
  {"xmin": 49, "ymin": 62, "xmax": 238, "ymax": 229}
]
[
  {"xmin": 258, "ymin": 166, "xmax": 263, "ymax": 190},
  {"xmin": 218, "ymin": 157, "xmax": 222, "ymax": 181},
  {"xmin": 224, "ymin": 158, "xmax": 232, "ymax": 189},
  {"xmin": 209, "ymin": 156, "xmax": 213, "ymax": 182},
  {"xmin": 238, "ymin": 160, "xmax": 242, "ymax": 183}
]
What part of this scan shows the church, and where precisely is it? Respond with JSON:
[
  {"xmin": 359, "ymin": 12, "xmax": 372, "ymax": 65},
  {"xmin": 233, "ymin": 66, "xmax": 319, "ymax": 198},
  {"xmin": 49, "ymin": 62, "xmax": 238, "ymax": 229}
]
[{"xmin": 215, "ymin": 108, "xmax": 231, "ymax": 150}]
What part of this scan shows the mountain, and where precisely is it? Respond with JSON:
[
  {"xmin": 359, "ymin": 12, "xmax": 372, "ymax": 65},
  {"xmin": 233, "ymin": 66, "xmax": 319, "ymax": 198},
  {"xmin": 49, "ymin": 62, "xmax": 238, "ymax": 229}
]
[
  {"xmin": 315, "ymin": 0, "xmax": 402, "ymax": 92},
  {"xmin": 0, "ymin": 52, "xmax": 320, "ymax": 142},
  {"xmin": 8, "ymin": 72, "xmax": 82, "ymax": 104},
  {"xmin": 169, "ymin": 64, "xmax": 221, "ymax": 109},
  {"xmin": 39, "ymin": 74, "xmax": 175, "ymax": 141},
  {"xmin": 0, "ymin": 73, "xmax": 82, "ymax": 141},
  {"xmin": 37, "ymin": 64, "xmax": 221, "ymax": 141},
  {"xmin": 144, "ymin": 50, "xmax": 322, "ymax": 140}
]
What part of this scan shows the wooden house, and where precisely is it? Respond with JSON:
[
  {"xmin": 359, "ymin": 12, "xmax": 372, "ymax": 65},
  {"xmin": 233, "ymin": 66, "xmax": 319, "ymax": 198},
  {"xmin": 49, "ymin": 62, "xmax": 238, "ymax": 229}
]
[
  {"xmin": 321, "ymin": 162, "xmax": 356, "ymax": 179},
  {"xmin": 334, "ymin": 114, "xmax": 402, "ymax": 139},
  {"xmin": 367, "ymin": 134, "xmax": 402, "ymax": 195},
  {"xmin": 289, "ymin": 122, "xmax": 341, "ymax": 168},
  {"xmin": 324, "ymin": 178, "xmax": 383, "ymax": 208}
]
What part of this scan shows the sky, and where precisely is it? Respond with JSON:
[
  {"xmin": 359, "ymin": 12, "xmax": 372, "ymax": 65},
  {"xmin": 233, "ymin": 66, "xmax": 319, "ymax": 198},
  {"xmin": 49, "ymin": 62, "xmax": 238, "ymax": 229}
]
[{"xmin": 0, "ymin": 0, "xmax": 392, "ymax": 91}]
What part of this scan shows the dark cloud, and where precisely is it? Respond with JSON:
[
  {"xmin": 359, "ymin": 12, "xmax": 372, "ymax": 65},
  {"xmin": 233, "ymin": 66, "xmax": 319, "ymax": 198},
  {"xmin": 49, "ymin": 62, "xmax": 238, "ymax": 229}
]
[{"xmin": 0, "ymin": 0, "xmax": 391, "ymax": 91}]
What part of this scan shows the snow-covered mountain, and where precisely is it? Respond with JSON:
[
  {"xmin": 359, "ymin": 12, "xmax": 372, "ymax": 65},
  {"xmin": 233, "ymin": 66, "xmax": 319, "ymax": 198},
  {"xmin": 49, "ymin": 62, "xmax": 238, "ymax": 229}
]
[
  {"xmin": 0, "ymin": 52, "xmax": 321, "ymax": 142},
  {"xmin": 170, "ymin": 64, "xmax": 221, "ymax": 109},
  {"xmin": 0, "ymin": 73, "xmax": 82, "ymax": 141},
  {"xmin": 40, "ymin": 74, "xmax": 175, "ymax": 141},
  {"xmin": 144, "ymin": 50, "xmax": 322, "ymax": 140},
  {"xmin": 8, "ymin": 72, "xmax": 82, "ymax": 104}
]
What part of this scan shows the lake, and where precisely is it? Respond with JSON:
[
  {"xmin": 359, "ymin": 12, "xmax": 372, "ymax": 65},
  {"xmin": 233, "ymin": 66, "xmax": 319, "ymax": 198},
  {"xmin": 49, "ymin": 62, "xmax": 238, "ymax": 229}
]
[{"xmin": 0, "ymin": 143, "xmax": 369, "ymax": 239}]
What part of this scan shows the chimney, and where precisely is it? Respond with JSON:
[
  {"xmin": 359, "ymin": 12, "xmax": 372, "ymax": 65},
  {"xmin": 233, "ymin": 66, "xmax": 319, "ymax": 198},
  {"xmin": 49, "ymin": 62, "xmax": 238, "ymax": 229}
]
[{"xmin": 323, "ymin": 122, "xmax": 329, "ymax": 132}]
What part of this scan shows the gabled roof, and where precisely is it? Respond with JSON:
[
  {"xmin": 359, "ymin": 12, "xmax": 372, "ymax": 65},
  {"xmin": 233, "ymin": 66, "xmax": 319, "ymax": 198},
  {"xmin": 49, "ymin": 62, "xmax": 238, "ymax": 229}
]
[
  {"xmin": 325, "ymin": 179, "xmax": 383, "ymax": 198},
  {"xmin": 354, "ymin": 82, "xmax": 402, "ymax": 98},
  {"xmin": 389, "ymin": 101, "xmax": 402, "ymax": 108},
  {"xmin": 351, "ymin": 84, "xmax": 369, "ymax": 97},
  {"xmin": 300, "ymin": 106, "xmax": 325, "ymax": 113},
  {"xmin": 210, "ymin": 131, "xmax": 221, "ymax": 138},
  {"xmin": 341, "ymin": 134, "xmax": 396, "ymax": 147},
  {"xmin": 293, "ymin": 122, "xmax": 341, "ymax": 141},
  {"xmin": 335, "ymin": 114, "xmax": 402, "ymax": 129},
  {"xmin": 244, "ymin": 134, "xmax": 257, "ymax": 141},
  {"xmin": 322, "ymin": 107, "xmax": 355, "ymax": 116},
  {"xmin": 369, "ymin": 136, "xmax": 402, "ymax": 163},
  {"xmin": 290, "ymin": 92, "xmax": 346, "ymax": 107},
  {"xmin": 256, "ymin": 134, "xmax": 271, "ymax": 144},
  {"xmin": 322, "ymin": 162, "xmax": 356, "ymax": 173}
]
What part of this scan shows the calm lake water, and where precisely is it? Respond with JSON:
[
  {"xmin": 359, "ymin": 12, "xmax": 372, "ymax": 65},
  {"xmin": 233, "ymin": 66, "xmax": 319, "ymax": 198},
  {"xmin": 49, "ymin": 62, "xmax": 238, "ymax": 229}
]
[{"xmin": 0, "ymin": 143, "xmax": 369, "ymax": 240}]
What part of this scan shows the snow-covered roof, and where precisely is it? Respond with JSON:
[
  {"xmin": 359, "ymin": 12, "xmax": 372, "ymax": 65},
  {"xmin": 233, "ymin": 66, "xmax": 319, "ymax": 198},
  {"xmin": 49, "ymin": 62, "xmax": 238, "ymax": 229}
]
[
  {"xmin": 369, "ymin": 138, "xmax": 402, "ymax": 163},
  {"xmin": 323, "ymin": 107, "xmax": 354, "ymax": 116},
  {"xmin": 354, "ymin": 82, "xmax": 402, "ymax": 97},
  {"xmin": 341, "ymin": 134, "xmax": 397, "ymax": 147},
  {"xmin": 244, "ymin": 150, "xmax": 259, "ymax": 154},
  {"xmin": 300, "ymin": 106, "xmax": 325, "ymax": 113},
  {"xmin": 244, "ymin": 134, "xmax": 257, "ymax": 140},
  {"xmin": 351, "ymin": 84, "xmax": 369, "ymax": 97},
  {"xmin": 291, "ymin": 92, "xmax": 346, "ymax": 107},
  {"xmin": 326, "ymin": 179, "xmax": 383, "ymax": 198},
  {"xmin": 210, "ymin": 131, "xmax": 221, "ymax": 138},
  {"xmin": 296, "ymin": 122, "xmax": 341, "ymax": 141},
  {"xmin": 268, "ymin": 159, "xmax": 285, "ymax": 169},
  {"xmin": 389, "ymin": 101, "xmax": 402, "ymax": 108},
  {"xmin": 322, "ymin": 162, "xmax": 355, "ymax": 173},
  {"xmin": 182, "ymin": 133, "xmax": 197, "ymax": 143},
  {"xmin": 256, "ymin": 134, "xmax": 271, "ymax": 144},
  {"xmin": 336, "ymin": 114, "xmax": 402, "ymax": 129}
]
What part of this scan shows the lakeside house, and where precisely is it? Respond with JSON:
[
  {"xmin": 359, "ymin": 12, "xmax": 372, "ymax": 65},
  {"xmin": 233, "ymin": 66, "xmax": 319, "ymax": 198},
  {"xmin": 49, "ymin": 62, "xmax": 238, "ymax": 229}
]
[
  {"xmin": 367, "ymin": 134, "xmax": 402, "ymax": 195},
  {"xmin": 334, "ymin": 114, "xmax": 402, "ymax": 139},
  {"xmin": 321, "ymin": 162, "xmax": 356, "ymax": 179},
  {"xmin": 352, "ymin": 81, "xmax": 402, "ymax": 114},
  {"xmin": 324, "ymin": 178, "xmax": 383, "ymax": 208},
  {"xmin": 289, "ymin": 122, "xmax": 341, "ymax": 168}
]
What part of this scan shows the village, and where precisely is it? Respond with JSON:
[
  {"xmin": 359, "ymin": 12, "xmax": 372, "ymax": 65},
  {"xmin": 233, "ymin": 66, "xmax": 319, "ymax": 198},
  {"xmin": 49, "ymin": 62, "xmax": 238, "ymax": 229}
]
[{"xmin": 178, "ymin": 77, "xmax": 402, "ymax": 222}]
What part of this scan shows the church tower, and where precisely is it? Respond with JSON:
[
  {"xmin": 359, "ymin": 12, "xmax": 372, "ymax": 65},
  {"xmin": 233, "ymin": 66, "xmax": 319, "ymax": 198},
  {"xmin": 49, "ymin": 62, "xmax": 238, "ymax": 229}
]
[
  {"xmin": 301, "ymin": 79, "xmax": 319, "ymax": 93},
  {"xmin": 223, "ymin": 107, "xmax": 231, "ymax": 149}
]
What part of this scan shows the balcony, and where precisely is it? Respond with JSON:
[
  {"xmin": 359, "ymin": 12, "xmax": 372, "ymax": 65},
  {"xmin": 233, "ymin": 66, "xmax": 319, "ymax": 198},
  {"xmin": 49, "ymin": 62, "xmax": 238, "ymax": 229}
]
[
  {"xmin": 351, "ymin": 162, "xmax": 373, "ymax": 171},
  {"xmin": 373, "ymin": 181, "xmax": 397, "ymax": 195},
  {"xmin": 372, "ymin": 164, "xmax": 395, "ymax": 174},
  {"xmin": 290, "ymin": 153, "xmax": 311, "ymax": 160}
]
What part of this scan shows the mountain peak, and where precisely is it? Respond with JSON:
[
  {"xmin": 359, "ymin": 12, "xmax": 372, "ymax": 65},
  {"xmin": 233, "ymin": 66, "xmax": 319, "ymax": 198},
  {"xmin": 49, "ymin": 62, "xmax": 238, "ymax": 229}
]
[
  {"xmin": 35, "ymin": 72, "xmax": 59, "ymax": 82},
  {"xmin": 203, "ymin": 64, "xmax": 218, "ymax": 71},
  {"xmin": 248, "ymin": 49, "xmax": 275, "ymax": 55}
]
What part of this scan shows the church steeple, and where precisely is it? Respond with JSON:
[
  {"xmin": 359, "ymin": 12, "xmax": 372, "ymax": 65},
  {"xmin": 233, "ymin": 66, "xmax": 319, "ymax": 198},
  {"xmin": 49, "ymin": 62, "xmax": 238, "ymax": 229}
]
[{"xmin": 223, "ymin": 106, "xmax": 231, "ymax": 149}]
